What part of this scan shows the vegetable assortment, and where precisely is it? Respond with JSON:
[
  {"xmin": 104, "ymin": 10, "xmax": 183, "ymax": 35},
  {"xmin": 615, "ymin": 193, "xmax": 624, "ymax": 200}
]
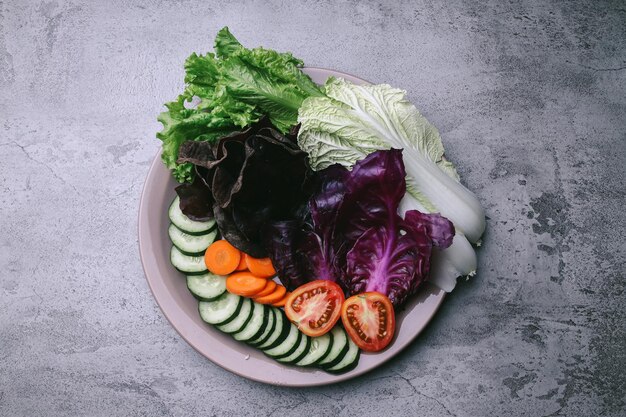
[{"xmin": 158, "ymin": 28, "xmax": 485, "ymax": 371}]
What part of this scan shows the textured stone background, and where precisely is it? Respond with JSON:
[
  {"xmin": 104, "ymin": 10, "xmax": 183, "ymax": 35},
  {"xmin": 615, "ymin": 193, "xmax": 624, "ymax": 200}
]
[{"xmin": 1, "ymin": 1, "xmax": 625, "ymax": 416}]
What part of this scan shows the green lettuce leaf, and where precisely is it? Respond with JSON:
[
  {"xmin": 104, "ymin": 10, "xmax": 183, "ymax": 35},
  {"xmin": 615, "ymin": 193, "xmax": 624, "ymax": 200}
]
[{"xmin": 157, "ymin": 27, "xmax": 321, "ymax": 182}]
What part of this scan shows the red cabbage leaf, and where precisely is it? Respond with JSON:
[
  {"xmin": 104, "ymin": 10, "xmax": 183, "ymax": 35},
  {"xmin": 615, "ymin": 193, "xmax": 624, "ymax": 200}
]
[{"xmin": 266, "ymin": 149, "xmax": 455, "ymax": 306}]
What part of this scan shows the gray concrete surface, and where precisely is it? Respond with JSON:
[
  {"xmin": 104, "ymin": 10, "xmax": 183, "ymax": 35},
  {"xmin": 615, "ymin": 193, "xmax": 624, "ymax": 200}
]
[{"xmin": 1, "ymin": 1, "xmax": 625, "ymax": 416}]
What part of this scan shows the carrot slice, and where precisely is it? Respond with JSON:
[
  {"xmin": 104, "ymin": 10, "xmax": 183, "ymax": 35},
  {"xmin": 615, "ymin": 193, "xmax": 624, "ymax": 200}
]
[
  {"xmin": 235, "ymin": 255, "xmax": 248, "ymax": 271},
  {"xmin": 254, "ymin": 285, "xmax": 287, "ymax": 304},
  {"xmin": 272, "ymin": 293, "xmax": 290, "ymax": 307},
  {"xmin": 204, "ymin": 240, "xmax": 241, "ymax": 275},
  {"xmin": 253, "ymin": 280, "xmax": 277, "ymax": 298},
  {"xmin": 226, "ymin": 272, "xmax": 268, "ymax": 297},
  {"xmin": 244, "ymin": 254, "xmax": 276, "ymax": 278}
]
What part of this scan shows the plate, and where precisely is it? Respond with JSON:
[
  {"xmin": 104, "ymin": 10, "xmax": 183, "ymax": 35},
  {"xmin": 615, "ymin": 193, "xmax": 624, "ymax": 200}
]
[{"xmin": 138, "ymin": 67, "xmax": 445, "ymax": 387}]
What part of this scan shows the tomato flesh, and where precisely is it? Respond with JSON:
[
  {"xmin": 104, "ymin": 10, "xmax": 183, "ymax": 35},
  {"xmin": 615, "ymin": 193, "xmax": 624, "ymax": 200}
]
[
  {"xmin": 285, "ymin": 280, "xmax": 345, "ymax": 337},
  {"xmin": 341, "ymin": 292, "xmax": 395, "ymax": 352}
]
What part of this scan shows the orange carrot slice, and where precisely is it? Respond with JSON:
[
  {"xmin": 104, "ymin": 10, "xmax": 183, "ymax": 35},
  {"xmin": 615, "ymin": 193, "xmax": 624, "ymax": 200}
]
[
  {"xmin": 272, "ymin": 293, "xmax": 290, "ymax": 307},
  {"xmin": 254, "ymin": 285, "xmax": 287, "ymax": 304},
  {"xmin": 244, "ymin": 254, "xmax": 276, "ymax": 278},
  {"xmin": 253, "ymin": 280, "xmax": 277, "ymax": 298},
  {"xmin": 235, "ymin": 255, "xmax": 248, "ymax": 271},
  {"xmin": 226, "ymin": 272, "xmax": 267, "ymax": 297},
  {"xmin": 204, "ymin": 240, "xmax": 241, "ymax": 276}
]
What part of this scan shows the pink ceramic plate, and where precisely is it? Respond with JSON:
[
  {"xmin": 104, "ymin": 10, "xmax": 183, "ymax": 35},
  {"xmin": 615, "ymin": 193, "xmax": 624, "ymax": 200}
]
[{"xmin": 138, "ymin": 67, "xmax": 445, "ymax": 386}]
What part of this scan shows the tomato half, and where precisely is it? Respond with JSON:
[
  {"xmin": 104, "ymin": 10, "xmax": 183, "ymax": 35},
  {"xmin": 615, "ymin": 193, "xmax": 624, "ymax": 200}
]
[
  {"xmin": 284, "ymin": 280, "xmax": 345, "ymax": 337},
  {"xmin": 341, "ymin": 292, "xmax": 395, "ymax": 352}
]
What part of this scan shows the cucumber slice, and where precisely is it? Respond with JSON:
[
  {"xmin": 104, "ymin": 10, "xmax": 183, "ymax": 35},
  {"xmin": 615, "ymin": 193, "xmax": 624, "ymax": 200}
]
[
  {"xmin": 233, "ymin": 302, "xmax": 269, "ymax": 343},
  {"xmin": 276, "ymin": 334, "xmax": 311, "ymax": 364},
  {"xmin": 327, "ymin": 337, "xmax": 360, "ymax": 374},
  {"xmin": 264, "ymin": 323, "xmax": 302, "ymax": 359},
  {"xmin": 169, "ymin": 224, "xmax": 217, "ymax": 255},
  {"xmin": 170, "ymin": 246, "xmax": 207, "ymax": 275},
  {"xmin": 186, "ymin": 273, "xmax": 226, "ymax": 301},
  {"xmin": 249, "ymin": 307, "xmax": 277, "ymax": 347},
  {"xmin": 217, "ymin": 298, "xmax": 253, "ymax": 334},
  {"xmin": 296, "ymin": 332, "xmax": 333, "ymax": 367},
  {"xmin": 169, "ymin": 196, "xmax": 215, "ymax": 235},
  {"xmin": 198, "ymin": 292, "xmax": 242, "ymax": 325},
  {"xmin": 318, "ymin": 326, "xmax": 349, "ymax": 369},
  {"xmin": 257, "ymin": 308, "xmax": 288, "ymax": 350}
]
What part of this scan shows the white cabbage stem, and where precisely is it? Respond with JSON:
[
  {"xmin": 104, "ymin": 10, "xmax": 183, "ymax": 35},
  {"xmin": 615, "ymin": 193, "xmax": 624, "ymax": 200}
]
[{"xmin": 349, "ymin": 104, "xmax": 486, "ymax": 243}]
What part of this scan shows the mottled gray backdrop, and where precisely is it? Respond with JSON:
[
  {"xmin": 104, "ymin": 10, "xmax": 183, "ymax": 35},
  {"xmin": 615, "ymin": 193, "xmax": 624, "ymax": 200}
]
[{"xmin": 1, "ymin": 1, "xmax": 624, "ymax": 416}]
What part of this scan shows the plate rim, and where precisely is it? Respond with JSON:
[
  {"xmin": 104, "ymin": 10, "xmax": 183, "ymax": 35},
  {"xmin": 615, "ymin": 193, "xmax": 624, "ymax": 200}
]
[{"xmin": 138, "ymin": 66, "xmax": 446, "ymax": 387}]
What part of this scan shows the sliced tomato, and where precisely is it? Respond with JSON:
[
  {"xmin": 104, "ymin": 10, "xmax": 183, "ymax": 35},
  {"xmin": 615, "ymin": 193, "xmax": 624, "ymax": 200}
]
[
  {"xmin": 341, "ymin": 292, "xmax": 395, "ymax": 352},
  {"xmin": 284, "ymin": 280, "xmax": 345, "ymax": 337}
]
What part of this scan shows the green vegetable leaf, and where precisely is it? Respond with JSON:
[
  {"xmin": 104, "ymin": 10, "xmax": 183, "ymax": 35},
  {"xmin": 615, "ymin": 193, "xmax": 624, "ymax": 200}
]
[
  {"xmin": 214, "ymin": 27, "xmax": 243, "ymax": 59},
  {"xmin": 217, "ymin": 46, "xmax": 324, "ymax": 132},
  {"xmin": 323, "ymin": 77, "xmax": 459, "ymax": 180},
  {"xmin": 156, "ymin": 94, "xmax": 245, "ymax": 182},
  {"xmin": 157, "ymin": 27, "xmax": 320, "ymax": 182}
]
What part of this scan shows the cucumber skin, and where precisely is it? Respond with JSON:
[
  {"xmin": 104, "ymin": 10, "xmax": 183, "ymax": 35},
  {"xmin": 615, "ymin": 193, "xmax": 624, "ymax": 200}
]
[
  {"xmin": 168, "ymin": 197, "xmax": 215, "ymax": 235},
  {"xmin": 318, "ymin": 331, "xmax": 350, "ymax": 370},
  {"xmin": 259, "ymin": 312, "xmax": 291, "ymax": 351},
  {"xmin": 296, "ymin": 333, "xmax": 334, "ymax": 368},
  {"xmin": 326, "ymin": 349, "xmax": 361, "ymax": 374},
  {"xmin": 171, "ymin": 222, "xmax": 215, "ymax": 237},
  {"xmin": 198, "ymin": 295, "xmax": 243, "ymax": 326},
  {"xmin": 170, "ymin": 246, "xmax": 207, "ymax": 275},
  {"xmin": 233, "ymin": 303, "xmax": 269, "ymax": 343},
  {"xmin": 218, "ymin": 299, "xmax": 254, "ymax": 334},
  {"xmin": 249, "ymin": 308, "xmax": 278, "ymax": 348},
  {"xmin": 174, "ymin": 248, "xmax": 208, "ymax": 257},
  {"xmin": 264, "ymin": 329, "xmax": 303, "ymax": 360},
  {"xmin": 243, "ymin": 305, "xmax": 271, "ymax": 344},
  {"xmin": 186, "ymin": 275, "xmax": 226, "ymax": 302},
  {"xmin": 177, "ymin": 267, "xmax": 208, "ymax": 276},
  {"xmin": 188, "ymin": 289, "xmax": 224, "ymax": 302},
  {"xmin": 278, "ymin": 336, "xmax": 312, "ymax": 365}
]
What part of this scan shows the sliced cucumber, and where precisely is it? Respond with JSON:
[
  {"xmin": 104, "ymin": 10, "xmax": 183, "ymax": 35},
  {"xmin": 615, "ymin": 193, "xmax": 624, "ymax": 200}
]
[
  {"xmin": 318, "ymin": 326, "xmax": 349, "ymax": 369},
  {"xmin": 327, "ymin": 337, "xmax": 360, "ymax": 374},
  {"xmin": 169, "ymin": 196, "xmax": 215, "ymax": 235},
  {"xmin": 169, "ymin": 224, "xmax": 217, "ymax": 255},
  {"xmin": 233, "ymin": 302, "xmax": 269, "ymax": 343},
  {"xmin": 296, "ymin": 332, "xmax": 333, "ymax": 367},
  {"xmin": 198, "ymin": 292, "xmax": 242, "ymax": 325},
  {"xmin": 276, "ymin": 334, "xmax": 311, "ymax": 364},
  {"xmin": 186, "ymin": 273, "xmax": 226, "ymax": 301},
  {"xmin": 264, "ymin": 323, "xmax": 302, "ymax": 359},
  {"xmin": 250, "ymin": 307, "xmax": 278, "ymax": 347},
  {"xmin": 217, "ymin": 298, "xmax": 253, "ymax": 334},
  {"xmin": 257, "ymin": 308, "xmax": 288, "ymax": 350},
  {"xmin": 170, "ymin": 246, "xmax": 207, "ymax": 275}
]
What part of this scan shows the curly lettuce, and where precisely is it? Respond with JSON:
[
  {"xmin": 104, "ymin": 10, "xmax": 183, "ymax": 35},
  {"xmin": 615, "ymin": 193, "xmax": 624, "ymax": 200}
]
[{"xmin": 157, "ymin": 27, "xmax": 323, "ymax": 182}]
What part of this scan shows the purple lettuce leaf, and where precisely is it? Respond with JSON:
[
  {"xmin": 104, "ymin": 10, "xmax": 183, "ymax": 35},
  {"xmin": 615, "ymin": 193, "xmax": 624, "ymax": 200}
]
[
  {"xmin": 175, "ymin": 117, "xmax": 316, "ymax": 257},
  {"xmin": 266, "ymin": 148, "xmax": 455, "ymax": 307},
  {"xmin": 339, "ymin": 150, "xmax": 455, "ymax": 306},
  {"xmin": 175, "ymin": 174, "xmax": 215, "ymax": 221},
  {"xmin": 345, "ymin": 210, "xmax": 454, "ymax": 306},
  {"xmin": 337, "ymin": 148, "xmax": 407, "ymax": 245},
  {"xmin": 265, "ymin": 164, "xmax": 347, "ymax": 290}
]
